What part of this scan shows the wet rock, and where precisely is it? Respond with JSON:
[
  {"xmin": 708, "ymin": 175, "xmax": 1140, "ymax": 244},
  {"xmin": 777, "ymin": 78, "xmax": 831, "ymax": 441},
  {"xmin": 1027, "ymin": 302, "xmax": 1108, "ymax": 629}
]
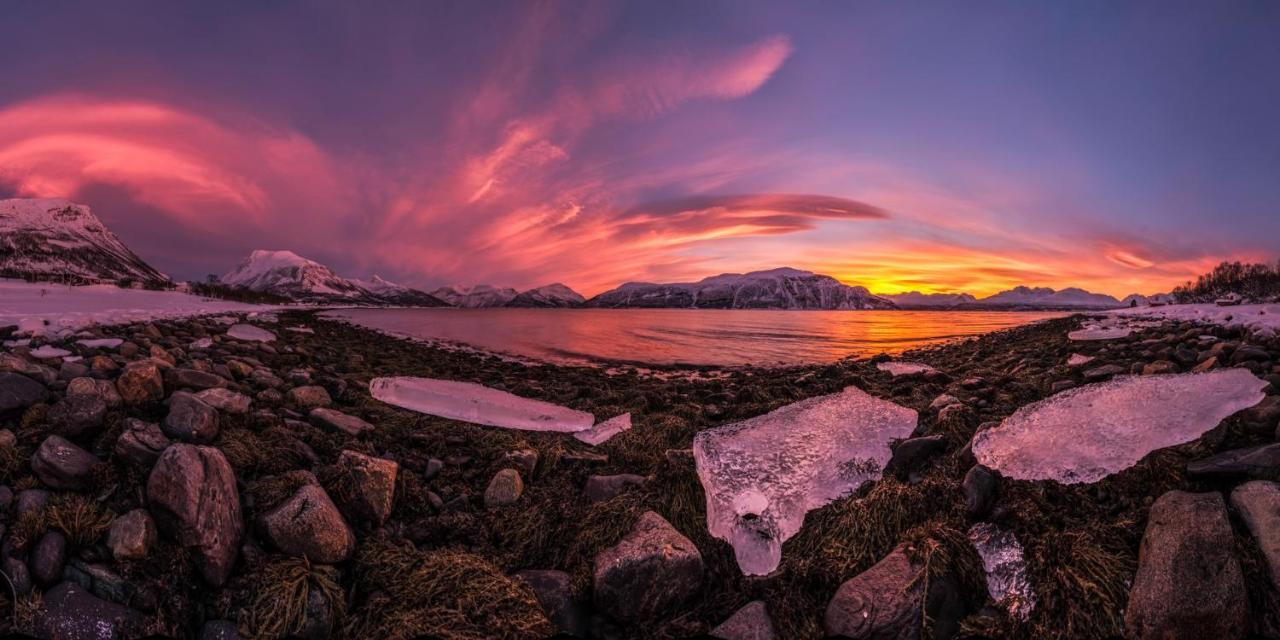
[
  {"xmin": 66, "ymin": 377, "xmax": 122, "ymax": 408},
  {"xmin": 162, "ymin": 391, "xmax": 220, "ymax": 444},
  {"xmin": 165, "ymin": 367, "xmax": 227, "ymax": 390},
  {"xmin": 30, "ymin": 531, "xmax": 67, "ymax": 586},
  {"xmin": 711, "ymin": 600, "xmax": 776, "ymax": 640},
  {"xmin": 308, "ymin": 407, "xmax": 372, "ymax": 436},
  {"xmin": 334, "ymin": 450, "xmax": 398, "ymax": 526},
  {"xmin": 593, "ymin": 511, "xmax": 703, "ymax": 623},
  {"xmin": 0, "ymin": 372, "xmax": 45, "ymax": 415},
  {"xmin": 261, "ymin": 484, "xmax": 355, "ymax": 563},
  {"xmin": 287, "ymin": 385, "xmax": 332, "ymax": 409},
  {"xmin": 115, "ymin": 418, "xmax": 171, "ymax": 468},
  {"xmin": 886, "ymin": 435, "xmax": 948, "ymax": 475},
  {"xmin": 1187, "ymin": 443, "xmax": 1280, "ymax": 478},
  {"xmin": 584, "ymin": 474, "xmax": 647, "ymax": 503},
  {"xmin": 147, "ymin": 444, "xmax": 243, "ymax": 586},
  {"xmin": 32, "ymin": 435, "xmax": 100, "ymax": 490},
  {"xmin": 484, "ymin": 468, "xmax": 524, "ymax": 507},
  {"xmin": 504, "ymin": 448, "xmax": 539, "ymax": 476},
  {"xmin": 1229, "ymin": 481, "xmax": 1280, "ymax": 592},
  {"xmin": 194, "ymin": 388, "xmax": 252, "ymax": 415},
  {"xmin": 963, "ymin": 464, "xmax": 998, "ymax": 519},
  {"xmin": 825, "ymin": 543, "xmax": 963, "ymax": 639},
  {"xmin": 116, "ymin": 361, "xmax": 164, "ymax": 405},
  {"xmin": 34, "ymin": 581, "xmax": 146, "ymax": 640},
  {"xmin": 107, "ymin": 509, "xmax": 157, "ymax": 562},
  {"xmin": 1125, "ymin": 491, "xmax": 1246, "ymax": 640},
  {"xmin": 514, "ymin": 569, "xmax": 584, "ymax": 636},
  {"xmin": 47, "ymin": 393, "xmax": 107, "ymax": 439}
]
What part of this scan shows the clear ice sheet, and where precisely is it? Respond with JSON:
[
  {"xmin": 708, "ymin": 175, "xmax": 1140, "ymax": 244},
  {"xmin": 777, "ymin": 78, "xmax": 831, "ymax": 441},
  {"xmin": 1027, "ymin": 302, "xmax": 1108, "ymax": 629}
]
[
  {"xmin": 972, "ymin": 369, "xmax": 1266, "ymax": 483},
  {"xmin": 693, "ymin": 385, "xmax": 917, "ymax": 575},
  {"xmin": 968, "ymin": 523, "xmax": 1036, "ymax": 621},
  {"xmin": 574, "ymin": 412, "xmax": 631, "ymax": 445},
  {"xmin": 369, "ymin": 376, "xmax": 595, "ymax": 433},
  {"xmin": 876, "ymin": 361, "xmax": 936, "ymax": 376}
]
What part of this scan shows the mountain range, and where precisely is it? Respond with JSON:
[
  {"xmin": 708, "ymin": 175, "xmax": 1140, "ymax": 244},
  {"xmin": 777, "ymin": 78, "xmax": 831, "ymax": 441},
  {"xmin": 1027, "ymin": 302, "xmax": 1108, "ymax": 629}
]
[
  {"xmin": 588, "ymin": 267, "xmax": 894, "ymax": 309},
  {"xmin": 220, "ymin": 250, "xmax": 448, "ymax": 306},
  {"xmin": 0, "ymin": 198, "xmax": 168, "ymax": 285}
]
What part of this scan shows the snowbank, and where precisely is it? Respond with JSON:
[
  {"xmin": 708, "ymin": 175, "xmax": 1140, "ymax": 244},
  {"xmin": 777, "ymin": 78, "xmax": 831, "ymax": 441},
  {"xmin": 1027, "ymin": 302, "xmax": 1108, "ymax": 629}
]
[
  {"xmin": 1111, "ymin": 302, "xmax": 1280, "ymax": 339},
  {"xmin": 369, "ymin": 376, "xmax": 596, "ymax": 433},
  {"xmin": 972, "ymin": 369, "xmax": 1266, "ymax": 484}
]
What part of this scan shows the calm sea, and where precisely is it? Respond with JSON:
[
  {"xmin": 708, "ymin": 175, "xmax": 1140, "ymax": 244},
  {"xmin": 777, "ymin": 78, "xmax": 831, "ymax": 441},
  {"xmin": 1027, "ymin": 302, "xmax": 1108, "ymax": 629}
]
[{"xmin": 325, "ymin": 308, "xmax": 1064, "ymax": 367}]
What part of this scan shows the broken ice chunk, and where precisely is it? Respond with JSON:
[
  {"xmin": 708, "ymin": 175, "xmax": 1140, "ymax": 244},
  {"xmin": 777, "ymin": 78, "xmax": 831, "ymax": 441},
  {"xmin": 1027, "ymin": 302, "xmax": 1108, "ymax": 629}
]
[
  {"xmin": 226, "ymin": 324, "xmax": 276, "ymax": 342},
  {"xmin": 369, "ymin": 376, "xmax": 595, "ymax": 433},
  {"xmin": 972, "ymin": 369, "xmax": 1266, "ymax": 484},
  {"xmin": 76, "ymin": 338, "xmax": 122, "ymax": 349},
  {"xmin": 876, "ymin": 361, "xmax": 936, "ymax": 377},
  {"xmin": 968, "ymin": 523, "xmax": 1036, "ymax": 621},
  {"xmin": 29, "ymin": 345, "xmax": 71, "ymax": 358},
  {"xmin": 693, "ymin": 386, "xmax": 917, "ymax": 575},
  {"xmin": 1066, "ymin": 353, "xmax": 1094, "ymax": 366},
  {"xmin": 574, "ymin": 413, "xmax": 632, "ymax": 445}
]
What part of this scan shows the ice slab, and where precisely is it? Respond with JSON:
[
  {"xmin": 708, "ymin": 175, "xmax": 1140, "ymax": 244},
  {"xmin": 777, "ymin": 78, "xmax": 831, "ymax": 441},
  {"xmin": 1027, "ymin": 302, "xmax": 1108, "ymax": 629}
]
[
  {"xmin": 968, "ymin": 523, "xmax": 1036, "ymax": 621},
  {"xmin": 1068, "ymin": 326, "xmax": 1131, "ymax": 341},
  {"xmin": 574, "ymin": 413, "xmax": 632, "ymax": 445},
  {"xmin": 693, "ymin": 385, "xmax": 917, "ymax": 575},
  {"xmin": 369, "ymin": 376, "xmax": 595, "ymax": 433},
  {"xmin": 226, "ymin": 324, "xmax": 276, "ymax": 342},
  {"xmin": 1067, "ymin": 353, "xmax": 1094, "ymax": 366},
  {"xmin": 286, "ymin": 326, "xmax": 315, "ymax": 334},
  {"xmin": 876, "ymin": 361, "xmax": 936, "ymax": 376},
  {"xmin": 76, "ymin": 338, "xmax": 122, "ymax": 349},
  {"xmin": 29, "ymin": 345, "xmax": 71, "ymax": 358},
  {"xmin": 189, "ymin": 337, "xmax": 213, "ymax": 349},
  {"xmin": 973, "ymin": 369, "xmax": 1266, "ymax": 483}
]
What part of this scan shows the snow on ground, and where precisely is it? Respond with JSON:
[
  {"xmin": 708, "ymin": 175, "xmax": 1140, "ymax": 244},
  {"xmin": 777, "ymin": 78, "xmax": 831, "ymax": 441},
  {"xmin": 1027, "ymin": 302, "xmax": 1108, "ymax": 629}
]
[
  {"xmin": 226, "ymin": 324, "xmax": 277, "ymax": 342},
  {"xmin": 369, "ymin": 376, "xmax": 596, "ymax": 433},
  {"xmin": 972, "ymin": 369, "xmax": 1267, "ymax": 484},
  {"xmin": 693, "ymin": 386, "xmax": 917, "ymax": 575},
  {"xmin": 876, "ymin": 361, "xmax": 937, "ymax": 376},
  {"xmin": 0, "ymin": 279, "xmax": 281, "ymax": 337},
  {"xmin": 968, "ymin": 523, "xmax": 1036, "ymax": 621},
  {"xmin": 1111, "ymin": 302, "xmax": 1280, "ymax": 339}
]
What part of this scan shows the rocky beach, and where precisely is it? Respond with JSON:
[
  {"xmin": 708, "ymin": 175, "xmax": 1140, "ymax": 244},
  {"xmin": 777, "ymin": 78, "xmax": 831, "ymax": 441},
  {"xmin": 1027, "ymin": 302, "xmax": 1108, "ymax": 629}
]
[{"xmin": 0, "ymin": 308, "xmax": 1277, "ymax": 640}]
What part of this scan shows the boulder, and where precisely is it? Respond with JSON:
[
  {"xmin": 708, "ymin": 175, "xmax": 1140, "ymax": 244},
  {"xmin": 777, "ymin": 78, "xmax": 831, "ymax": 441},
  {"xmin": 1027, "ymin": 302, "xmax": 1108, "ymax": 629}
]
[
  {"xmin": 334, "ymin": 450, "xmax": 398, "ymax": 526},
  {"xmin": 194, "ymin": 388, "xmax": 252, "ymax": 414},
  {"xmin": 0, "ymin": 372, "xmax": 44, "ymax": 415},
  {"xmin": 261, "ymin": 484, "xmax": 355, "ymax": 563},
  {"xmin": 164, "ymin": 367, "xmax": 227, "ymax": 390},
  {"xmin": 593, "ymin": 511, "xmax": 703, "ymax": 622},
  {"xmin": 308, "ymin": 407, "xmax": 372, "ymax": 436},
  {"xmin": 1124, "ymin": 491, "xmax": 1246, "ymax": 640},
  {"xmin": 287, "ymin": 385, "xmax": 332, "ymax": 409},
  {"xmin": 1229, "ymin": 481, "xmax": 1280, "ymax": 591},
  {"xmin": 484, "ymin": 468, "xmax": 524, "ymax": 507},
  {"xmin": 583, "ymin": 474, "xmax": 647, "ymax": 503},
  {"xmin": 162, "ymin": 391, "xmax": 220, "ymax": 444},
  {"xmin": 34, "ymin": 581, "xmax": 146, "ymax": 640},
  {"xmin": 107, "ymin": 509, "xmax": 157, "ymax": 562},
  {"xmin": 115, "ymin": 418, "xmax": 172, "ymax": 468},
  {"xmin": 1187, "ymin": 443, "xmax": 1280, "ymax": 478},
  {"xmin": 47, "ymin": 393, "xmax": 108, "ymax": 439},
  {"xmin": 32, "ymin": 435, "xmax": 100, "ymax": 490},
  {"xmin": 147, "ymin": 444, "xmax": 243, "ymax": 586},
  {"xmin": 711, "ymin": 600, "xmax": 776, "ymax": 640},
  {"xmin": 514, "ymin": 569, "xmax": 584, "ymax": 636},
  {"xmin": 116, "ymin": 362, "xmax": 164, "ymax": 405},
  {"xmin": 30, "ymin": 531, "xmax": 67, "ymax": 586},
  {"xmin": 825, "ymin": 543, "xmax": 963, "ymax": 639}
]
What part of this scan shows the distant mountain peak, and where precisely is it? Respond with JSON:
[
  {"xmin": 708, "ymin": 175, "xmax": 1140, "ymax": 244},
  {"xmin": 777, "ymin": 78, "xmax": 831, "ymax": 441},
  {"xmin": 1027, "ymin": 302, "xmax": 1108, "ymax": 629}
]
[
  {"xmin": 0, "ymin": 198, "xmax": 168, "ymax": 284},
  {"xmin": 507, "ymin": 283, "xmax": 586, "ymax": 308},
  {"xmin": 221, "ymin": 249, "xmax": 445, "ymax": 306},
  {"xmin": 589, "ymin": 266, "xmax": 893, "ymax": 310}
]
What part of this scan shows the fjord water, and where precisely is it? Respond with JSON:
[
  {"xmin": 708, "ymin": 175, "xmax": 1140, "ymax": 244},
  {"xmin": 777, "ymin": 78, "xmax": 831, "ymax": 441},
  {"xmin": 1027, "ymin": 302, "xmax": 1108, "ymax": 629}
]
[{"xmin": 330, "ymin": 308, "xmax": 1063, "ymax": 367}]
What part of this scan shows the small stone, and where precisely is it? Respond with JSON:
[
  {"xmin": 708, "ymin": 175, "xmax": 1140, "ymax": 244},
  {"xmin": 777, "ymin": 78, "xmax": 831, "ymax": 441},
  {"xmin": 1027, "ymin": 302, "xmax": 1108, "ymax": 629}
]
[
  {"xmin": 148, "ymin": 344, "xmax": 175, "ymax": 365},
  {"xmin": 226, "ymin": 360, "xmax": 253, "ymax": 378},
  {"xmin": 116, "ymin": 362, "xmax": 165, "ymax": 405},
  {"xmin": 484, "ymin": 469, "xmax": 524, "ymax": 507},
  {"xmin": 1187, "ymin": 443, "xmax": 1280, "ymax": 478},
  {"xmin": 287, "ymin": 385, "xmax": 332, "ymax": 409},
  {"xmin": 115, "ymin": 418, "xmax": 171, "ymax": 468},
  {"xmin": 31, "ymin": 531, "xmax": 67, "ymax": 586},
  {"xmin": 57, "ymin": 360, "xmax": 90, "ymax": 381},
  {"xmin": 334, "ymin": 450, "xmax": 398, "ymax": 526},
  {"xmin": 584, "ymin": 474, "xmax": 646, "ymax": 503},
  {"xmin": 593, "ymin": 511, "xmax": 703, "ymax": 622},
  {"xmin": 1192, "ymin": 356, "xmax": 1219, "ymax": 373},
  {"xmin": 963, "ymin": 464, "xmax": 998, "ymax": 519},
  {"xmin": 711, "ymin": 600, "xmax": 776, "ymax": 640},
  {"xmin": 5, "ymin": 557, "xmax": 30, "ymax": 596},
  {"xmin": 195, "ymin": 388, "xmax": 252, "ymax": 414},
  {"xmin": 164, "ymin": 367, "xmax": 227, "ymax": 391},
  {"xmin": 825, "ymin": 543, "xmax": 963, "ymax": 639},
  {"xmin": 32, "ymin": 435, "xmax": 100, "ymax": 490},
  {"xmin": 261, "ymin": 484, "xmax": 355, "ymax": 563},
  {"xmin": 107, "ymin": 509, "xmax": 157, "ymax": 562},
  {"xmin": 929, "ymin": 394, "xmax": 961, "ymax": 411},
  {"xmin": 162, "ymin": 391, "xmax": 221, "ymax": 444},
  {"xmin": 886, "ymin": 435, "xmax": 948, "ymax": 474},
  {"xmin": 514, "ymin": 569, "xmax": 583, "ymax": 636},
  {"xmin": 1142, "ymin": 361, "xmax": 1179, "ymax": 375},
  {"xmin": 0, "ymin": 372, "xmax": 45, "ymax": 415},
  {"xmin": 47, "ymin": 393, "xmax": 108, "ymax": 439},
  {"xmin": 504, "ymin": 449, "xmax": 539, "ymax": 476},
  {"xmin": 308, "ymin": 407, "xmax": 372, "ymax": 435},
  {"xmin": 1083, "ymin": 364, "xmax": 1125, "ymax": 381},
  {"xmin": 67, "ymin": 377, "xmax": 122, "ymax": 408}
]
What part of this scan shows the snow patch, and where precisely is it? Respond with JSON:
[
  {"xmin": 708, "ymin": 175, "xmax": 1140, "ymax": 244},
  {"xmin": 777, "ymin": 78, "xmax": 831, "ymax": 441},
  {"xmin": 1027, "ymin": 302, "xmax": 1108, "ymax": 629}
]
[
  {"xmin": 972, "ymin": 369, "xmax": 1266, "ymax": 484},
  {"xmin": 693, "ymin": 386, "xmax": 918, "ymax": 575},
  {"xmin": 876, "ymin": 361, "xmax": 936, "ymax": 376},
  {"xmin": 1110, "ymin": 302, "xmax": 1280, "ymax": 339},
  {"xmin": 369, "ymin": 376, "xmax": 595, "ymax": 432},
  {"xmin": 28, "ymin": 345, "xmax": 71, "ymax": 358},
  {"xmin": 225, "ymin": 324, "xmax": 276, "ymax": 342},
  {"xmin": 1066, "ymin": 353, "xmax": 1094, "ymax": 366}
]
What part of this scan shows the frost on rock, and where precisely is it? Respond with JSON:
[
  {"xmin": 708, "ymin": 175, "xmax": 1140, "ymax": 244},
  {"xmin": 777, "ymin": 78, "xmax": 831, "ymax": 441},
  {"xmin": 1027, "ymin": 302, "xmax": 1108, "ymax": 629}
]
[
  {"xmin": 968, "ymin": 523, "xmax": 1036, "ymax": 621},
  {"xmin": 225, "ymin": 324, "xmax": 276, "ymax": 343},
  {"xmin": 973, "ymin": 369, "xmax": 1266, "ymax": 483},
  {"xmin": 369, "ymin": 376, "xmax": 595, "ymax": 433},
  {"xmin": 693, "ymin": 386, "xmax": 917, "ymax": 575},
  {"xmin": 876, "ymin": 361, "xmax": 936, "ymax": 377},
  {"xmin": 574, "ymin": 413, "xmax": 632, "ymax": 446}
]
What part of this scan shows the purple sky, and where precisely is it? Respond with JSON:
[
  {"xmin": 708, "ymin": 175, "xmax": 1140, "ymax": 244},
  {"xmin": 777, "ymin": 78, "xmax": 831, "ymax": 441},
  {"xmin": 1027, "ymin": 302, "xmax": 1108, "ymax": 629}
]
[{"xmin": 1, "ymin": 1, "xmax": 1277, "ymax": 296}]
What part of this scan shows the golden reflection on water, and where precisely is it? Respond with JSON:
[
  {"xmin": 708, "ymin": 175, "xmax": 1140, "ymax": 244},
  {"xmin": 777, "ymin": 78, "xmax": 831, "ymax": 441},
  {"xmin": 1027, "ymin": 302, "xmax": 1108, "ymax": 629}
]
[{"xmin": 331, "ymin": 308, "xmax": 1065, "ymax": 367}]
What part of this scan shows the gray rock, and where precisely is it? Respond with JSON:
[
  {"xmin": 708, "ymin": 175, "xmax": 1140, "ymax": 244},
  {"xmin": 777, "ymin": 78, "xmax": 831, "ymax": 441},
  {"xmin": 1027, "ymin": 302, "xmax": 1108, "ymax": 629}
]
[
  {"xmin": 57, "ymin": 360, "xmax": 89, "ymax": 381},
  {"xmin": 287, "ymin": 385, "xmax": 332, "ymax": 409},
  {"xmin": 0, "ymin": 371, "xmax": 44, "ymax": 415},
  {"xmin": 115, "ymin": 418, "xmax": 171, "ymax": 468},
  {"xmin": 47, "ymin": 393, "xmax": 108, "ymax": 439},
  {"xmin": 1229, "ymin": 481, "xmax": 1280, "ymax": 592},
  {"xmin": 1084, "ymin": 364, "xmax": 1125, "ymax": 381},
  {"xmin": 32, "ymin": 435, "xmax": 100, "ymax": 490},
  {"xmin": 1187, "ymin": 443, "xmax": 1280, "ymax": 478},
  {"xmin": 514, "ymin": 569, "xmax": 584, "ymax": 636},
  {"xmin": 963, "ymin": 465, "xmax": 998, "ymax": 519},
  {"xmin": 504, "ymin": 448, "xmax": 539, "ymax": 476},
  {"xmin": 67, "ymin": 377, "xmax": 122, "ymax": 408},
  {"xmin": 584, "ymin": 474, "xmax": 646, "ymax": 503},
  {"xmin": 164, "ymin": 367, "xmax": 227, "ymax": 390},
  {"xmin": 334, "ymin": 450, "xmax": 398, "ymax": 526},
  {"xmin": 30, "ymin": 531, "xmax": 67, "ymax": 586},
  {"xmin": 116, "ymin": 361, "xmax": 165, "ymax": 405},
  {"xmin": 1125, "ymin": 491, "xmax": 1246, "ymax": 640},
  {"xmin": 593, "ymin": 511, "xmax": 703, "ymax": 623},
  {"xmin": 194, "ymin": 388, "xmax": 252, "ymax": 414},
  {"xmin": 162, "ymin": 391, "xmax": 220, "ymax": 444},
  {"xmin": 261, "ymin": 484, "xmax": 354, "ymax": 563},
  {"xmin": 107, "ymin": 509, "xmax": 157, "ymax": 562},
  {"xmin": 886, "ymin": 435, "xmax": 948, "ymax": 474},
  {"xmin": 34, "ymin": 581, "xmax": 146, "ymax": 640},
  {"xmin": 1231, "ymin": 345, "xmax": 1270, "ymax": 365},
  {"xmin": 825, "ymin": 543, "xmax": 963, "ymax": 639},
  {"xmin": 147, "ymin": 444, "xmax": 243, "ymax": 586},
  {"xmin": 308, "ymin": 407, "xmax": 372, "ymax": 436},
  {"xmin": 711, "ymin": 600, "xmax": 776, "ymax": 640},
  {"xmin": 484, "ymin": 468, "xmax": 524, "ymax": 507}
]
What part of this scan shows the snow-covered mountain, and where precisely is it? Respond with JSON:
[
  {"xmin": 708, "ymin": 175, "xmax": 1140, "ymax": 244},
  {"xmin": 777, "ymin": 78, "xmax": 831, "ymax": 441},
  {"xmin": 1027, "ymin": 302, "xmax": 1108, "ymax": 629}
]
[
  {"xmin": 1120, "ymin": 292, "xmax": 1175, "ymax": 307},
  {"xmin": 970, "ymin": 286, "xmax": 1121, "ymax": 309},
  {"xmin": 881, "ymin": 291, "xmax": 978, "ymax": 308},
  {"xmin": 430, "ymin": 284, "xmax": 519, "ymax": 308},
  {"xmin": 588, "ymin": 267, "xmax": 895, "ymax": 310},
  {"xmin": 506, "ymin": 283, "xmax": 586, "ymax": 308},
  {"xmin": 221, "ymin": 250, "xmax": 445, "ymax": 305},
  {"xmin": 0, "ymin": 198, "xmax": 168, "ymax": 285}
]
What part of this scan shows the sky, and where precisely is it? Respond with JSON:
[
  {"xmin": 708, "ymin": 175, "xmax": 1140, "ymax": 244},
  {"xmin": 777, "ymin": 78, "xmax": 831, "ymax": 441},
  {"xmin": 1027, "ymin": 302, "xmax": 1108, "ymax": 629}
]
[{"xmin": 1, "ymin": 1, "xmax": 1277, "ymax": 297}]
